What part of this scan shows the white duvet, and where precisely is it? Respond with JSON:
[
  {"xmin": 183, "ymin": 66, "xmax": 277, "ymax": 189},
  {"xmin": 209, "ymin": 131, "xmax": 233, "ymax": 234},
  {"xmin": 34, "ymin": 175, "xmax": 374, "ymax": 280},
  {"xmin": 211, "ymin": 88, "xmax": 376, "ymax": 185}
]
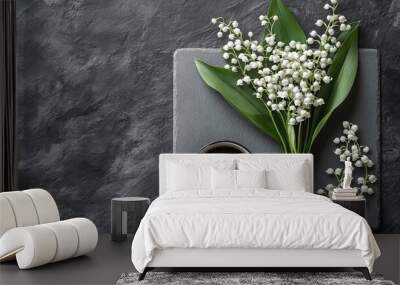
[{"xmin": 131, "ymin": 190, "xmax": 380, "ymax": 273}]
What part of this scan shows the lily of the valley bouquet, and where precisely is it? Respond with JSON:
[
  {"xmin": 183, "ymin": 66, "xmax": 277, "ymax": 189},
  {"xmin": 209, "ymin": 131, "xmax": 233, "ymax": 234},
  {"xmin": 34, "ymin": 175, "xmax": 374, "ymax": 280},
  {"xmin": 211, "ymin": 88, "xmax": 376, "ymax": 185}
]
[{"xmin": 196, "ymin": 0, "xmax": 359, "ymax": 153}]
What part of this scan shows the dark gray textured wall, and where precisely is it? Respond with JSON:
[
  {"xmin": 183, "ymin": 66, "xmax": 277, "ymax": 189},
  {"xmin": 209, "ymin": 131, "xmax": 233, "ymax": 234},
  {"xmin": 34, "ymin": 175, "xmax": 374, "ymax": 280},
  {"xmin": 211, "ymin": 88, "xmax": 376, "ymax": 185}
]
[{"xmin": 16, "ymin": 0, "xmax": 400, "ymax": 233}]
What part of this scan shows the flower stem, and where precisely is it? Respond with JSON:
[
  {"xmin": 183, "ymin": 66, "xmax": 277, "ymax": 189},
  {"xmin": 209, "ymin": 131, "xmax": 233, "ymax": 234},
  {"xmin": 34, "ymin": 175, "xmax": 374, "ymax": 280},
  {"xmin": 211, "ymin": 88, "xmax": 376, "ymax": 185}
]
[
  {"xmin": 262, "ymin": 100, "xmax": 289, "ymax": 153},
  {"xmin": 297, "ymin": 122, "xmax": 303, "ymax": 153}
]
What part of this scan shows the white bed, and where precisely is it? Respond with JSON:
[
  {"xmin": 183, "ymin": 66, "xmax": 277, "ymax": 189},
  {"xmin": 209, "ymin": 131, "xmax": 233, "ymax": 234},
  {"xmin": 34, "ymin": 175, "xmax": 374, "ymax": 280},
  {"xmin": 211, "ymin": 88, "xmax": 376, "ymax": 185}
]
[{"xmin": 131, "ymin": 154, "xmax": 380, "ymax": 280}]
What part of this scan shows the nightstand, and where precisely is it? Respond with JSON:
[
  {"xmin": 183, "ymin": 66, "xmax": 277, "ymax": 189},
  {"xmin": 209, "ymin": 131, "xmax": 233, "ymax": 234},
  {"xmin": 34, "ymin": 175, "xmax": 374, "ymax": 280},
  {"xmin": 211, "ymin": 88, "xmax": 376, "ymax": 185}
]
[
  {"xmin": 111, "ymin": 197, "xmax": 151, "ymax": 241},
  {"xmin": 332, "ymin": 197, "xmax": 366, "ymax": 218}
]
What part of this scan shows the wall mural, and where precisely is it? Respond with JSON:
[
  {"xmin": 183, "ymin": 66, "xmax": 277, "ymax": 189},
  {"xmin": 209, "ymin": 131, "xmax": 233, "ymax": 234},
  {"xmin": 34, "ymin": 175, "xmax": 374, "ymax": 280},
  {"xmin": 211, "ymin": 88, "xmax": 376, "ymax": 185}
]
[
  {"xmin": 16, "ymin": 0, "xmax": 400, "ymax": 233},
  {"xmin": 188, "ymin": 0, "xmax": 379, "ymax": 228},
  {"xmin": 173, "ymin": 48, "xmax": 380, "ymax": 229}
]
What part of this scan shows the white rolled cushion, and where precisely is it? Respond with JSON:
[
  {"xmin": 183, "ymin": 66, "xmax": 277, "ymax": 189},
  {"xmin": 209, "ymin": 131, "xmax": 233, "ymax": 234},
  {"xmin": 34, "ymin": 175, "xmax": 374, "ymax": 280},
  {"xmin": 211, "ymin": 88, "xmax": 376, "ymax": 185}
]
[
  {"xmin": 23, "ymin": 189, "xmax": 60, "ymax": 224},
  {"xmin": 0, "ymin": 191, "xmax": 39, "ymax": 227},
  {"xmin": 0, "ymin": 196, "xmax": 17, "ymax": 237},
  {"xmin": 0, "ymin": 218, "xmax": 98, "ymax": 269},
  {"xmin": 236, "ymin": 169, "xmax": 267, "ymax": 189}
]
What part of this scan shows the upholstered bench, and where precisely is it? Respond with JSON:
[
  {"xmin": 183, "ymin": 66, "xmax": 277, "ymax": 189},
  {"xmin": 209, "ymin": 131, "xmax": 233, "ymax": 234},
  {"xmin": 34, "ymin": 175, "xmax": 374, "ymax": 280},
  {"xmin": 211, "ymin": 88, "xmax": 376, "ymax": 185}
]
[{"xmin": 0, "ymin": 189, "xmax": 98, "ymax": 269}]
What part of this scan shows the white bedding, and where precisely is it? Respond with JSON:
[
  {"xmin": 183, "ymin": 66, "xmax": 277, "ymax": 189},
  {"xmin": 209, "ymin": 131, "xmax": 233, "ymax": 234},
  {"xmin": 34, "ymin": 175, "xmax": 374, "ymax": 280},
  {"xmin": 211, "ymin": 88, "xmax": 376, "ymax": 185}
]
[{"xmin": 131, "ymin": 190, "xmax": 380, "ymax": 273}]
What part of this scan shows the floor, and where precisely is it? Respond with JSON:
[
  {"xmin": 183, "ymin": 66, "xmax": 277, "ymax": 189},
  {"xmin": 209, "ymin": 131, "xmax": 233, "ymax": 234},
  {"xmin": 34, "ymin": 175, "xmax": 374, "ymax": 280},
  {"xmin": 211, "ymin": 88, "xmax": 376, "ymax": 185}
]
[
  {"xmin": 374, "ymin": 234, "xmax": 400, "ymax": 284},
  {"xmin": 0, "ymin": 234, "xmax": 133, "ymax": 285},
  {"xmin": 1, "ymin": 234, "xmax": 399, "ymax": 285}
]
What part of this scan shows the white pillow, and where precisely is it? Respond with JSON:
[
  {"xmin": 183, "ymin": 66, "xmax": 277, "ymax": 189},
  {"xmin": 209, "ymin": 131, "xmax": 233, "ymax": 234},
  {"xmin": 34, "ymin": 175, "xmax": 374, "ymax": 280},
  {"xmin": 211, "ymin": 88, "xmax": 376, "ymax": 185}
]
[
  {"xmin": 167, "ymin": 162, "xmax": 210, "ymax": 191},
  {"xmin": 237, "ymin": 159, "xmax": 308, "ymax": 192},
  {"xmin": 165, "ymin": 158, "xmax": 236, "ymax": 192},
  {"xmin": 211, "ymin": 169, "xmax": 268, "ymax": 190},
  {"xmin": 236, "ymin": 169, "xmax": 267, "ymax": 189},
  {"xmin": 211, "ymin": 168, "xmax": 236, "ymax": 190}
]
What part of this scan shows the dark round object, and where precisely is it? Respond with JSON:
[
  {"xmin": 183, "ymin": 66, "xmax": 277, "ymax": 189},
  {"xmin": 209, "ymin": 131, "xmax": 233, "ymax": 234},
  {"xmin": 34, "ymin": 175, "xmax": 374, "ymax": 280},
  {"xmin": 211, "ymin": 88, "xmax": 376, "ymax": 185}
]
[{"xmin": 199, "ymin": 141, "xmax": 250, "ymax": 154}]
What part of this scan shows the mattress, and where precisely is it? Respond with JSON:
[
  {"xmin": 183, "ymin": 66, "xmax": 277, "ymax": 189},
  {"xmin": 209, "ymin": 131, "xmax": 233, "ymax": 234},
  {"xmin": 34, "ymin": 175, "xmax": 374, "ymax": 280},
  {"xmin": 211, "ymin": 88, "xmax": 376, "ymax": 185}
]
[{"xmin": 131, "ymin": 190, "xmax": 380, "ymax": 273}]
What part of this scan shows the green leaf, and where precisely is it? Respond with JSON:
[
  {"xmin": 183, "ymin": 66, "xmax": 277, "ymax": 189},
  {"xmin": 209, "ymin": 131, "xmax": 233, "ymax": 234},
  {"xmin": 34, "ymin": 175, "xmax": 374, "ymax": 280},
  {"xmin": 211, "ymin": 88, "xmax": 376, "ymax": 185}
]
[
  {"xmin": 313, "ymin": 23, "xmax": 360, "ymax": 109},
  {"xmin": 265, "ymin": 0, "xmax": 306, "ymax": 44},
  {"xmin": 195, "ymin": 59, "xmax": 281, "ymax": 143},
  {"xmin": 307, "ymin": 25, "xmax": 359, "ymax": 150}
]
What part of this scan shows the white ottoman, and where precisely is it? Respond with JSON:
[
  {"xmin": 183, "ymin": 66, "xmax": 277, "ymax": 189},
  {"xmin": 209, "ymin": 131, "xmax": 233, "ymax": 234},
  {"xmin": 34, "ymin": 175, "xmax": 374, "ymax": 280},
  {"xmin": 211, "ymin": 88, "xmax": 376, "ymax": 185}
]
[{"xmin": 0, "ymin": 189, "xmax": 98, "ymax": 269}]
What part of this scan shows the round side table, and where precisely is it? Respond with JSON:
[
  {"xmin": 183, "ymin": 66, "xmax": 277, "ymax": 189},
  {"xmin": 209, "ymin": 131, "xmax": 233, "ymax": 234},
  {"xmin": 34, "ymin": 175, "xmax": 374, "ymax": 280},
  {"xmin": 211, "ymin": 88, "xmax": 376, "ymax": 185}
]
[{"xmin": 111, "ymin": 197, "xmax": 150, "ymax": 242}]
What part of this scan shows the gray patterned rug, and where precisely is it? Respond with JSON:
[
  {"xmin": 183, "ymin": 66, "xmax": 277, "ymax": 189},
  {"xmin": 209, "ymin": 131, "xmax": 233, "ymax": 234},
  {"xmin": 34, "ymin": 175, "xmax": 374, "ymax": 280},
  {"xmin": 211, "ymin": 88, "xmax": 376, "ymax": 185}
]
[{"xmin": 116, "ymin": 272, "xmax": 396, "ymax": 285}]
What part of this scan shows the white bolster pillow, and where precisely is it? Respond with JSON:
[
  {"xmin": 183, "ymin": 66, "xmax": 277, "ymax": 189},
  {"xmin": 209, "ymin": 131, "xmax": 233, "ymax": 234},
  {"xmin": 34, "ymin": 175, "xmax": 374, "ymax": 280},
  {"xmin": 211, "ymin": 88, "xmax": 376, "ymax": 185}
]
[{"xmin": 0, "ymin": 218, "xmax": 98, "ymax": 269}]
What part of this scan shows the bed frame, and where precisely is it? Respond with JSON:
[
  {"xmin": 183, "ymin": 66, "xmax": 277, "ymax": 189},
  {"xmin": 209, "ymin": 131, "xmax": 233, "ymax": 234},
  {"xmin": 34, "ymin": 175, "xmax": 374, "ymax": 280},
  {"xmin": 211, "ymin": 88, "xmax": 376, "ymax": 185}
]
[
  {"xmin": 139, "ymin": 154, "xmax": 371, "ymax": 280},
  {"xmin": 141, "ymin": 248, "xmax": 370, "ymax": 280}
]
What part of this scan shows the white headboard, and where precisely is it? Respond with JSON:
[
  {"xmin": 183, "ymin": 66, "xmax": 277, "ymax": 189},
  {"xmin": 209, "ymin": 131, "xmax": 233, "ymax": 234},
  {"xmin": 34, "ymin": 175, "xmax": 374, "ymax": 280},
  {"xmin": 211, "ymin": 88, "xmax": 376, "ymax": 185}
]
[{"xmin": 159, "ymin": 153, "xmax": 314, "ymax": 195}]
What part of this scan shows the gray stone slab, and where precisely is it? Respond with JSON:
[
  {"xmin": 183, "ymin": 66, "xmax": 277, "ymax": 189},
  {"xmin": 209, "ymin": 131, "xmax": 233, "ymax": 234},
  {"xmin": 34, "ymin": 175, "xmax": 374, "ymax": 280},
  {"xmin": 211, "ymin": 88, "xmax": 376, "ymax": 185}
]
[{"xmin": 173, "ymin": 48, "xmax": 380, "ymax": 230}]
